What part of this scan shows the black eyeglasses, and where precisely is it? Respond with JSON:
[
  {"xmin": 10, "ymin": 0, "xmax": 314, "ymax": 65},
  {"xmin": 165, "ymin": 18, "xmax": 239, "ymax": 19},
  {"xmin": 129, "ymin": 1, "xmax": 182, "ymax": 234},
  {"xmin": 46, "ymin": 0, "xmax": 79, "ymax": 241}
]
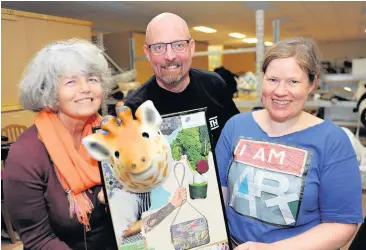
[{"xmin": 146, "ymin": 39, "xmax": 191, "ymax": 56}]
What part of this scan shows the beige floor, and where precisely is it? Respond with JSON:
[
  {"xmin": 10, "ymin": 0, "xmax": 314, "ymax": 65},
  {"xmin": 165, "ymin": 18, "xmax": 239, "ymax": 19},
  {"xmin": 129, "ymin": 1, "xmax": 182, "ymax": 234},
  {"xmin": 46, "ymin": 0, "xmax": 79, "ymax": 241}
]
[{"xmin": 2, "ymin": 191, "xmax": 366, "ymax": 250}]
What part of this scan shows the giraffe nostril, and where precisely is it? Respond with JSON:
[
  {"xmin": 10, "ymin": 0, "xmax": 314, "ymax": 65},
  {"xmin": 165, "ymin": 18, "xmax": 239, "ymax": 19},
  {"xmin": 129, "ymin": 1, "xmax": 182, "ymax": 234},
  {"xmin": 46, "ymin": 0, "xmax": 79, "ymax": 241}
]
[
  {"xmin": 141, "ymin": 157, "xmax": 146, "ymax": 162},
  {"xmin": 131, "ymin": 164, "xmax": 136, "ymax": 169}
]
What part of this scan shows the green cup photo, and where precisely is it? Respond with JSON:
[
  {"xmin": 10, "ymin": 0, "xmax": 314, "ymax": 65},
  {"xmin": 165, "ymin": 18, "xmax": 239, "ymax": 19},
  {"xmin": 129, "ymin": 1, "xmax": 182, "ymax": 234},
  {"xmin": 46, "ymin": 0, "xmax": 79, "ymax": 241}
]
[{"xmin": 189, "ymin": 181, "xmax": 208, "ymax": 199}]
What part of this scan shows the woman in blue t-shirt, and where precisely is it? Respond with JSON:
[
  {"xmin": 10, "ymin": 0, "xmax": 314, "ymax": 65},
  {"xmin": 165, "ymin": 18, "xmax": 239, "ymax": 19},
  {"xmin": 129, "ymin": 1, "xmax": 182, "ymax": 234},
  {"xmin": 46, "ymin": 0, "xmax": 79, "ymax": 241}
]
[{"xmin": 216, "ymin": 37, "xmax": 363, "ymax": 250}]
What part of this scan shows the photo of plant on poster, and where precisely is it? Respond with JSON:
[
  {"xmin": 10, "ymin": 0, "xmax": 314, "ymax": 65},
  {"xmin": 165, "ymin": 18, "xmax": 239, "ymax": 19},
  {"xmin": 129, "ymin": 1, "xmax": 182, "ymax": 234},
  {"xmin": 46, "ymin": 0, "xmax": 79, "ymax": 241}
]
[{"xmin": 171, "ymin": 126, "xmax": 211, "ymax": 199}]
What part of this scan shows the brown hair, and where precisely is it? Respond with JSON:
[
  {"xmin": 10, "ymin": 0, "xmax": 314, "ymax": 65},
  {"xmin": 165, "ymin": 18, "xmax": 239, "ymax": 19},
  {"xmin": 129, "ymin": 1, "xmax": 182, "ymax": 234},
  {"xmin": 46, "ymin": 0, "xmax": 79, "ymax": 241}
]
[{"xmin": 262, "ymin": 37, "xmax": 323, "ymax": 84}]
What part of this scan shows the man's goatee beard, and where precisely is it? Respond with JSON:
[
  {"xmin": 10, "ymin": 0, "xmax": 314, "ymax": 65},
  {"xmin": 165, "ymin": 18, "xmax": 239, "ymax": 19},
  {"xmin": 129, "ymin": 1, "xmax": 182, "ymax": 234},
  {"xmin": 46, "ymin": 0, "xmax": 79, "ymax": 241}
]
[{"xmin": 162, "ymin": 74, "xmax": 184, "ymax": 86}]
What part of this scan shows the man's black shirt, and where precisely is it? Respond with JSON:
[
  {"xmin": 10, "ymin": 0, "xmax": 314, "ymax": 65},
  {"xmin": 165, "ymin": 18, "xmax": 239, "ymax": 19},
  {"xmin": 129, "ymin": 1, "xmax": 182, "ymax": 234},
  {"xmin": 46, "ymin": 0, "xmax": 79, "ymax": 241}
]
[{"xmin": 125, "ymin": 68, "xmax": 240, "ymax": 147}]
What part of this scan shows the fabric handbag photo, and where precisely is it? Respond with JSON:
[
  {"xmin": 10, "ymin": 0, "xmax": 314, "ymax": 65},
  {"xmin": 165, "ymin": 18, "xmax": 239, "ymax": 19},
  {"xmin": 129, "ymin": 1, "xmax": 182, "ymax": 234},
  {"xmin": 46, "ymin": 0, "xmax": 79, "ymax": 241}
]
[
  {"xmin": 170, "ymin": 162, "xmax": 211, "ymax": 250},
  {"xmin": 171, "ymin": 217, "xmax": 210, "ymax": 250}
]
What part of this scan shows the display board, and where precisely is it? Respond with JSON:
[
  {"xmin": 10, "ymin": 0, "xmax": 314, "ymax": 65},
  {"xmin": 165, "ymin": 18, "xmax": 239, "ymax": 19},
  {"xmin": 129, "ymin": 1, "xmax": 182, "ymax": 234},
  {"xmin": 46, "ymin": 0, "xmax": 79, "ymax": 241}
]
[{"xmin": 83, "ymin": 101, "xmax": 232, "ymax": 250}]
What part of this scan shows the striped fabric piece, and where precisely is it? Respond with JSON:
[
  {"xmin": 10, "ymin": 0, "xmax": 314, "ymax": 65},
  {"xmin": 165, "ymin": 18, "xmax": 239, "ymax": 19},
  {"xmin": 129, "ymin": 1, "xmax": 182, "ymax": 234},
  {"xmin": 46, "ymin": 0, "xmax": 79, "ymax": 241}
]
[{"xmin": 137, "ymin": 192, "xmax": 151, "ymax": 219}]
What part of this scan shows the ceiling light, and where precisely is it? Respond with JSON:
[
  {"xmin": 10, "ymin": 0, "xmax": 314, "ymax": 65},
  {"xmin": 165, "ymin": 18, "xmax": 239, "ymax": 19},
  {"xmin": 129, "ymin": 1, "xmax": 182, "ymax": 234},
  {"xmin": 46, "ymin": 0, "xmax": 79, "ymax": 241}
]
[
  {"xmin": 242, "ymin": 38, "xmax": 258, "ymax": 43},
  {"xmin": 344, "ymin": 87, "xmax": 352, "ymax": 92},
  {"xmin": 242, "ymin": 38, "xmax": 274, "ymax": 46},
  {"xmin": 193, "ymin": 26, "xmax": 217, "ymax": 33},
  {"xmin": 265, "ymin": 41, "xmax": 273, "ymax": 46},
  {"xmin": 229, "ymin": 32, "xmax": 246, "ymax": 39}
]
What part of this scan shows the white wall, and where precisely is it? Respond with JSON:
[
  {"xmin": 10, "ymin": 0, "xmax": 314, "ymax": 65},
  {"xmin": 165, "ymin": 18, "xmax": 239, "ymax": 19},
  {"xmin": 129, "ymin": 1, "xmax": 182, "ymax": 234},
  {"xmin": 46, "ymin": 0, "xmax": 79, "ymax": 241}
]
[{"xmin": 317, "ymin": 39, "xmax": 366, "ymax": 68}]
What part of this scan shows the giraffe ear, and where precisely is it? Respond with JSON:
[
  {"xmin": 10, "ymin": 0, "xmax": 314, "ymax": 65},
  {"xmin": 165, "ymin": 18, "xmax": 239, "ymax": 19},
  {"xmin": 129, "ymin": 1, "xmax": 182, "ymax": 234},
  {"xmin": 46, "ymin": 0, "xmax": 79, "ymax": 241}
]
[
  {"xmin": 82, "ymin": 133, "xmax": 111, "ymax": 161},
  {"xmin": 135, "ymin": 100, "xmax": 162, "ymax": 127}
]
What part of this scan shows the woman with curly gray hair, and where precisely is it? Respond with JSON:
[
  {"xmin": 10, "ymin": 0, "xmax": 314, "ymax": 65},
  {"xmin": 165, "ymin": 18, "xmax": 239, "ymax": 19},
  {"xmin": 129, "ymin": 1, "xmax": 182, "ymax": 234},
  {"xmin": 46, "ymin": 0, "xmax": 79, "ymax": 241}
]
[{"xmin": 4, "ymin": 39, "xmax": 117, "ymax": 250}]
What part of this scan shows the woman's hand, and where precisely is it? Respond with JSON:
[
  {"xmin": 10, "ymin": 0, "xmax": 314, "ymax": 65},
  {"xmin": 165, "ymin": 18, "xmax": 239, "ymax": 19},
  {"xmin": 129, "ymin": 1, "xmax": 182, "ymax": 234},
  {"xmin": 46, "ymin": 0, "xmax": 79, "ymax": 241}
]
[
  {"xmin": 98, "ymin": 190, "xmax": 105, "ymax": 204},
  {"xmin": 235, "ymin": 242, "xmax": 272, "ymax": 250},
  {"xmin": 170, "ymin": 187, "xmax": 187, "ymax": 208}
]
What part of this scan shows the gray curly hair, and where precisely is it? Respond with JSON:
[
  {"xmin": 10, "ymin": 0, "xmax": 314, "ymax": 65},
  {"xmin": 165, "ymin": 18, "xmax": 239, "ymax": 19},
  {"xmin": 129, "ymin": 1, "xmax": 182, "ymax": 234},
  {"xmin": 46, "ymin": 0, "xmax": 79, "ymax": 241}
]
[{"xmin": 19, "ymin": 38, "xmax": 113, "ymax": 113}]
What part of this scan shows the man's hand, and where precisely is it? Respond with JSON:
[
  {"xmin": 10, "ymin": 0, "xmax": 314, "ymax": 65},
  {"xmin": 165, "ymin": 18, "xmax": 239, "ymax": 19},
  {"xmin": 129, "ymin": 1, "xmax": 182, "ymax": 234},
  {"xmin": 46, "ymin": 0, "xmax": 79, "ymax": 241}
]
[
  {"xmin": 235, "ymin": 242, "xmax": 272, "ymax": 250},
  {"xmin": 123, "ymin": 220, "xmax": 142, "ymax": 237},
  {"xmin": 170, "ymin": 187, "xmax": 187, "ymax": 208}
]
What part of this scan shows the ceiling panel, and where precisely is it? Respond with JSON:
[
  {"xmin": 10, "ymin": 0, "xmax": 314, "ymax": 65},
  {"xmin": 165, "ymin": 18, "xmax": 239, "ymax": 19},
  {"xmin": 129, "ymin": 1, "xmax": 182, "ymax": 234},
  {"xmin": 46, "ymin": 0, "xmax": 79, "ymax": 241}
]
[
  {"xmin": 333, "ymin": 1, "xmax": 363, "ymax": 14},
  {"xmin": 2, "ymin": 1, "xmax": 365, "ymax": 46},
  {"xmin": 272, "ymin": 2, "xmax": 309, "ymax": 16},
  {"xmin": 1, "ymin": 1, "xmax": 87, "ymax": 17}
]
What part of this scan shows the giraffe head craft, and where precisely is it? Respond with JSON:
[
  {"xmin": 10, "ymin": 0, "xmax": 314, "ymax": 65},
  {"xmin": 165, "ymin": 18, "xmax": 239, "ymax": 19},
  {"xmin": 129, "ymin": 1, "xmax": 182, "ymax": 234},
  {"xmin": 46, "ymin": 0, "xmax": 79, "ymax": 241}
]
[{"xmin": 83, "ymin": 100, "xmax": 172, "ymax": 193}]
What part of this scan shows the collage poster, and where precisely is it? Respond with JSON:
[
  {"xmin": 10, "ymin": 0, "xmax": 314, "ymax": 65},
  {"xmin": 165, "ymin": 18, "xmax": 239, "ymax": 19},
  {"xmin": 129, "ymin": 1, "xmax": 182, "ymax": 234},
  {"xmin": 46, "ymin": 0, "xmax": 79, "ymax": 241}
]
[{"xmin": 84, "ymin": 101, "xmax": 231, "ymax": 250}]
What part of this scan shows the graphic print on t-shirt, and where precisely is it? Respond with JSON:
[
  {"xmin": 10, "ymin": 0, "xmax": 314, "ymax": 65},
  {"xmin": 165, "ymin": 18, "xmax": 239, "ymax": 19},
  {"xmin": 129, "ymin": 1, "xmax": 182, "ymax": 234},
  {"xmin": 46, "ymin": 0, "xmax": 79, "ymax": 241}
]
[{"xmin": 227, "ymin": 138, "xmax": 311, "ymax": 226}]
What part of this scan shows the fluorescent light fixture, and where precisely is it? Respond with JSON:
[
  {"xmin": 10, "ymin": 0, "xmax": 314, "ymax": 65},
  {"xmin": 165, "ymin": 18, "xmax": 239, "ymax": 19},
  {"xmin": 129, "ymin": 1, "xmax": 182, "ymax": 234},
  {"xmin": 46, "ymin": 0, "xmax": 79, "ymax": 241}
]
[
  {"xmin": 242, "ymin": 38, "xmax": 258, "ymax": 43},
  {"xmin": 242, "ymin": 38, "xmax": 274, "ymax": 46},
  {"xmin": 344, "ymin": 87, "xmax": 352, "ymax": 92},
  {"xmin": 229, "ymin": 32, "xmax": 246, "ymax": 39},
  {"xmin": 265, "ymin": 41, "xmax": 273, "ymax": 46},
  {"xmin": 193, "ymin": 26, "xmax": 217, "ymax": 33}
]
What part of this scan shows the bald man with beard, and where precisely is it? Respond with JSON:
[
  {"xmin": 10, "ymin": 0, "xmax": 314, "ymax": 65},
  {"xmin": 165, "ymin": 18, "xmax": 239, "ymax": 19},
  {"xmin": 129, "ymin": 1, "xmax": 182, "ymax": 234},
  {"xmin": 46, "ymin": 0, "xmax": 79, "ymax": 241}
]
[
  {"xmin": 121, "ymin": 12, "xmax": 239, "ymax": 244},
  {"xmin": 125, "ymin": 12, "xmax": 240, "ymax": 147}
]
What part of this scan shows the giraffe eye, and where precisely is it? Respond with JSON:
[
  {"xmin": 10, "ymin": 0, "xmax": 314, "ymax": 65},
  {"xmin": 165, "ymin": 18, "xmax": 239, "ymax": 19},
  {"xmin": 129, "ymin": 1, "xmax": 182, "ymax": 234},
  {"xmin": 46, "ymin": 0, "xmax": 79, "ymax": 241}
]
[
  {"xmin": 114, "ymin": 151, "xmax": 120, "ymax": 158},
  {"xmin": 142, "ymin": 132, "xmax": 149, "ymax": 138}
]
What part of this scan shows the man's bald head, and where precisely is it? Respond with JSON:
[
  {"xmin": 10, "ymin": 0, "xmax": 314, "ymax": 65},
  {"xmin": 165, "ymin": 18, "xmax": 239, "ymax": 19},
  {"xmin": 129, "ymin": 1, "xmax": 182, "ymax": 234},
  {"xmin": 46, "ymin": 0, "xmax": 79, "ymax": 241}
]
[
  {"xmin": 145, "ymin": 12, "xmax": 191, "ymax": 44},
  {"xmin": 143, "ymin": 12, "xmax": 195, "ymax": 92}
]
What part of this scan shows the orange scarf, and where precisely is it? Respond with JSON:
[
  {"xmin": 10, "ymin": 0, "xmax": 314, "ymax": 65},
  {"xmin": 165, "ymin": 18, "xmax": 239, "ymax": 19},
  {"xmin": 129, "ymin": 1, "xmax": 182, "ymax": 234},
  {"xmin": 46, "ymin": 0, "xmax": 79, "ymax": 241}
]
[{"xmin": 35, "ymin": 109, "xmax": 102, "ymax": 231}]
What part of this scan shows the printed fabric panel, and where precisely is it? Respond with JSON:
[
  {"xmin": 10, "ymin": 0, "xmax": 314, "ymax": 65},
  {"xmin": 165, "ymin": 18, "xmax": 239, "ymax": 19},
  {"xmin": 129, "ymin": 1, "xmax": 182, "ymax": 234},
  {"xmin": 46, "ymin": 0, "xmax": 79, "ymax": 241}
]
[{"xmin": 227, "ymin": 138, "xmax": 311, "ymax": 226}]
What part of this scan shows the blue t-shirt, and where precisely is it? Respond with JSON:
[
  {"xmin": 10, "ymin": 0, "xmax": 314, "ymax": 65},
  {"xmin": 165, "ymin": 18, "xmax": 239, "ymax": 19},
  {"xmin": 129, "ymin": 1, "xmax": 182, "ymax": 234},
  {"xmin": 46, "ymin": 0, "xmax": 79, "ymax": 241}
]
[{"xmin": 215, "ymin": 112, "xmax": 363, "ymax": 244}]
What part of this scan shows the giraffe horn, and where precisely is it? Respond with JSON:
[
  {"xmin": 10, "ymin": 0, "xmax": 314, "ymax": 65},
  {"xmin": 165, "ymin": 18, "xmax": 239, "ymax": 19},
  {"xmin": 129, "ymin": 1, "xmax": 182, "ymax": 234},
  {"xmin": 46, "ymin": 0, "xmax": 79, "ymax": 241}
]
[
  {"xmin": 116, "ymin": 105, "xmax": 133, "ymax": 125},
  {"xmin": 100, "ymin": 115, "xmax": 119, "ymax": 134}
]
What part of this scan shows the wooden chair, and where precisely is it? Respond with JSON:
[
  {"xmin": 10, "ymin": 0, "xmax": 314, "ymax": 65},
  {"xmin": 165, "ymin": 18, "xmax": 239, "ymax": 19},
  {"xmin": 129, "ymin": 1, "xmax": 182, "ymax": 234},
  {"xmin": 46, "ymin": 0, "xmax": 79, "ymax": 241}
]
[
  {"xmin": 1, "ymin": 124, "xmax": 27, "ymax": 143},
  {"xmin": 1, "ymin": 200, "xmax": 18, "ymax": 243},
  {"xmin": 1, "ymin": 124, "xmax": 26, "ymax": 244}
]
